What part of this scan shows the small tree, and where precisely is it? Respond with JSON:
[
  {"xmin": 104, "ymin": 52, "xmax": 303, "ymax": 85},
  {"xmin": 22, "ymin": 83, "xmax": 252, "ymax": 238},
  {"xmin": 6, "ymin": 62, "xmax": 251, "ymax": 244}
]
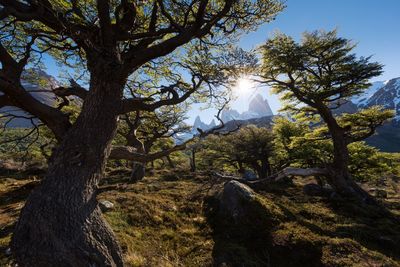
[
  {"xmin": 272, "ymin": 116, "xmax": 398, "ymax": 186},
  {"xmin": 117, "ymin": 105, "xmax": 190, "ymax": 182},
  {"xmin": 261, "ymin": 30, "xmax": 394, "ymax": 199},
  {"xmin": 202, "ymin": 125, "xmax": 275, "ymax": 179}
]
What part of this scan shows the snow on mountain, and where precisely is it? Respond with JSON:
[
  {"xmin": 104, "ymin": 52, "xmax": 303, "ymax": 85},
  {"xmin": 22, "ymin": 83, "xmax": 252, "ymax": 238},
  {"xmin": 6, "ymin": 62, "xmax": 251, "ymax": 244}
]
[
  {"xmin": 189, "ymin": 94, "xmax": 274, "ymax": 138},
  {"xmin": 193, "ymin": 115, "xmax": 216, "ymax": 131},
  {"xmin": 365, "ymin": 77, "xmax": 400, "ymax": 121},
  {"xmin": 351, "ymin": 81, "xmax": 385, "ymax": 106},
  {"xmin": 221, "ymin": 109, "xmax": 241, "ymax": 122},
  {"xmin": 344, "ymin": 77, "xmax": 400, "ymax": 122},
  {"xmin": 221, "ymin": 94, "xmax": 273, "ymax": 123},
  {"xmin": 343, "ymin": 77, "xmax": 400, "ymax": 152},
  {"xmin": 0, "ymin": 69, "xmax": 61, "ymax": 127}
]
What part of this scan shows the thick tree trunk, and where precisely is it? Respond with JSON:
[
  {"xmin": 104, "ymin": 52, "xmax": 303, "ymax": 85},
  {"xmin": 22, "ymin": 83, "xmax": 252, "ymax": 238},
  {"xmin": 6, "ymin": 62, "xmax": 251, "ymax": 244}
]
[{"xmin": 11, "ymin": 73, "xmax": 125, "ymax": 266}]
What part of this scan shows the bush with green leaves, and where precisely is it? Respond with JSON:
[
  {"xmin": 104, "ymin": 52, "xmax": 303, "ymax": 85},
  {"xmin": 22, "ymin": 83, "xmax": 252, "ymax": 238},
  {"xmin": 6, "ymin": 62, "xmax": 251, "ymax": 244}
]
[
  {"xmin": 272, "ymin": 117, "xmax": 400, "ymax": 183},
  {"xmin": 199, "ymin": 125, "xmax": 275, "ymax": 178}
]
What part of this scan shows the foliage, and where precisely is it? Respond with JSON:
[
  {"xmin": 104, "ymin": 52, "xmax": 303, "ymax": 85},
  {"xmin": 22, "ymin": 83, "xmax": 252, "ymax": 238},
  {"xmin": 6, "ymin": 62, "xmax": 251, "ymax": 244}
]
[
  {"xmin": 260, "ymin": 29, "xmax": 392, "ymax": 145},
  {"xmin": 199, "ymin": 125, "xmax": 275, "ymax": 178},
  {"xmin": 272, "ymin": 117, "xmax": 400, "ymax": 182},
  {"xmin": 260, "ymin": 30, "xmax": 394, "ymax": 194},
  {"xmin": 348, "ymin": 142, "xmax": 400, "ymax": 182},
  {"xmin": 0, "ymin": 127, "xmax": 50, "ymax": 162}
]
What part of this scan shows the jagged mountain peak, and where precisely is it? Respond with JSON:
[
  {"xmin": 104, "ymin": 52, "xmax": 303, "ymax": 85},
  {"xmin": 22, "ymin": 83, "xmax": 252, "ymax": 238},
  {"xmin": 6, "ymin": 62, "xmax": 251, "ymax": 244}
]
[{"xmin": 248, "ymin": 93, "xmax": 273, "ymax": 117}]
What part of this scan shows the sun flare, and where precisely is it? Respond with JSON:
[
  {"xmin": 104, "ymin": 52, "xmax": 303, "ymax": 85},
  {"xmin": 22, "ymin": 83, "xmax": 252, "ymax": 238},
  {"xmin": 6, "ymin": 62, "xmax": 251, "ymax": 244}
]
[{"xmin": 233, "ymin": 76, "xmax": 255, "ymax": 96}]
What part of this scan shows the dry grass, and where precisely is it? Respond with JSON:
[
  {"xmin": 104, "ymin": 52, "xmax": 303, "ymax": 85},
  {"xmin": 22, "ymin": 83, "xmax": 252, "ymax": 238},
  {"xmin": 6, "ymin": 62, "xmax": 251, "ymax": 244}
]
[{"xmin": 0, "ymin": 170, "xmax": 399, "ymax": 266}]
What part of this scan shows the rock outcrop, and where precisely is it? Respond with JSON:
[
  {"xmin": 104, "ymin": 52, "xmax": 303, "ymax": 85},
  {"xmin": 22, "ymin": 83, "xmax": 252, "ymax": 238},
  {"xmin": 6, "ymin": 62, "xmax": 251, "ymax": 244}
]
[{"xmin": 218, "ymin": 180, "xmax": 256, "ymax": 222}]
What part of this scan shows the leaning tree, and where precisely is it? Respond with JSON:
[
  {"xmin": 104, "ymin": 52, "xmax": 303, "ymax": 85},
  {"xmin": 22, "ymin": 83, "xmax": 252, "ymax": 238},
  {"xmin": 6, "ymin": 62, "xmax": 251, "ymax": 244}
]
[
  {"xmin": 0, "ymin": 0, "xmax": 283, "ymax": 265},
  {"xmin": 260, "ymin": 30, "xmax": 394, "ymax": 200},
  {"xmin": 202, "ymin": 125, "xmax": 275, "ymax": 178}
]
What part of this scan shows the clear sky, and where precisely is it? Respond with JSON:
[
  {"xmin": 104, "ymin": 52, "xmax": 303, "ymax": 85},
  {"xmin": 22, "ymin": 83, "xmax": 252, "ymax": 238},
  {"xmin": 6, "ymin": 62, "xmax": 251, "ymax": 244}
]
[{"xmin": 187, "ymin": 0, "xmax": 400, "ymax": 124}]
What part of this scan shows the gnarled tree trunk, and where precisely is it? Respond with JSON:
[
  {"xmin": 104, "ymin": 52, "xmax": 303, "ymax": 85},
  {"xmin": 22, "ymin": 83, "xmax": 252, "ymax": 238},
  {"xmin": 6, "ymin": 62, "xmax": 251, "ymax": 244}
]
[
  {"xmin": 124, "ymin": 127, "xmax": 146, "ymax": 183},
  {"xmin": 11, "ymin": 72, "xmax": 125, "ymax": 266},
  {"xmin": 319, "ymin": 105, "xmax": 371, "ymax": 200}
]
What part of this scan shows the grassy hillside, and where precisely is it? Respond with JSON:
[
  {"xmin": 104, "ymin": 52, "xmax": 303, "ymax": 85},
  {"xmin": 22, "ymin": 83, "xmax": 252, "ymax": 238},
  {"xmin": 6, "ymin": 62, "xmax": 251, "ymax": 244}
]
[{"xmin": 1, "ymin": 169, "xmax": 400, "ymax": 266}]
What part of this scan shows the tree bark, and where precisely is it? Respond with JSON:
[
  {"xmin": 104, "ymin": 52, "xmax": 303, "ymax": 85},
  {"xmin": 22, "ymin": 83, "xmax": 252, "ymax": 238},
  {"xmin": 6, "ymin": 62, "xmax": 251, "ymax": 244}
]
[
  {"xmin": 11, "ymin": 72, "xmax": 125, "ymax": 266},
  {"xmin": 125, "ymin": 130, "xmax": 146, "ymax": 183},
  {"xmin": 318, "ymin": 104, "xmax": 371, "ymax": 200}
]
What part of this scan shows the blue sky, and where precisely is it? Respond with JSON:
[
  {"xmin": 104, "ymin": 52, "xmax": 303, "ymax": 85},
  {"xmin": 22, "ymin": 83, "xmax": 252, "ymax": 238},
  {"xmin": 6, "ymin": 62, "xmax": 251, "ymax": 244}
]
[
  {"xmin": 187, "ymin": 0, "xmax": 400, "ymax": 124},
  {"xmin": 43, "ymin": 0, "xmax": 400, "ymax": 124}
]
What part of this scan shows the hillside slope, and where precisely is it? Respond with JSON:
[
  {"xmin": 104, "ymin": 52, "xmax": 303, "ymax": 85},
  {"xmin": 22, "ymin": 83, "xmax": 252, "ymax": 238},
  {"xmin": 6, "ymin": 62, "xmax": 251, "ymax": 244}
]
[{"xmin": 1, "ymin": 170, "xmax": 400, "ymax": 266}]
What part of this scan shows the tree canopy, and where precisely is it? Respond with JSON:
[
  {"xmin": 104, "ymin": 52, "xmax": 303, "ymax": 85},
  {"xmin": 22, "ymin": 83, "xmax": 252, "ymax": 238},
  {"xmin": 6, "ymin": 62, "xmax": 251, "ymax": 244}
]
[{"xmin": 260, "ymin": 30, "xmax": 394, "ymax": 198}]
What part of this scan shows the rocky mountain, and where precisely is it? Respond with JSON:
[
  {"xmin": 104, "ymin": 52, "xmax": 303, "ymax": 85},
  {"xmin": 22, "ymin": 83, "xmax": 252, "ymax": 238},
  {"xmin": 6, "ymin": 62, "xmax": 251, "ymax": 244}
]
[
  {"xmin": 363, "ymin": 78, "xmax": 400, "ymax": 122},
  {"xmin": 191, "ymin": 78, "xmax": 400, "ymax": 152},
  {"xmin": 221, "ymin": 94, "xmax": 273, "ymax": 122},
  {"xmin": 193, "ymin": 116, "xmax": 216, "ymax": 132},
  {"xmin": 183, "ymin": 94, "xmax": 274, "ymax": 142},
  {"xmin": 342, "ymin": 77, "xmax": 400, "ymax": 152},
  {"xmin": 248, "ymin": 94, "xmax": 273, "ymax": 118},
  {"xmin": 351, "ymin": 81, "xmax": 386, "ymax": 107},
  {"xmin": 0, "ymin": 70, "xmax": 60, "ymax": 127},
  {"xmin": 215, "ymin": 115, "xmax": 274, "ymax": 132}
]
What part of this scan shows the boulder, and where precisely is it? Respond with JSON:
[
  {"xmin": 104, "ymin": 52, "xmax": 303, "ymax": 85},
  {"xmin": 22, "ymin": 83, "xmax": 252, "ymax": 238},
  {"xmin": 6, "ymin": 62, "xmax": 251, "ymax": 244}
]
[
  {"xmin": 242, "ymin": 170, "xmax": 258, "ymax": 181},
  {"xmin": 219, "ymin": 180, "xmax": 256, "ymax": 222},
  {"xmin": 99, "ymin": 200, "xmax": 114, "ymax": 212}
]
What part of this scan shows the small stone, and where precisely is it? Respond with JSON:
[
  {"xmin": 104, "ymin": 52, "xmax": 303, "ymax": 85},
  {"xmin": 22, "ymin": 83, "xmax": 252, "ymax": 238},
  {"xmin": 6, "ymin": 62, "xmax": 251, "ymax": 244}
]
[
  {"xmin": 242, "ymin": 170, "xmax": 258, "ymax": 181},
  {"xmin": 99, "ymin": 200, "xmax": 114, "ymax": 212}
]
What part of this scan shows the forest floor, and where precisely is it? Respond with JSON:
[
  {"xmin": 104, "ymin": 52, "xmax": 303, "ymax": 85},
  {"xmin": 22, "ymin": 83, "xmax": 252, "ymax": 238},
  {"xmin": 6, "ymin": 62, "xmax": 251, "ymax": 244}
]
[{"xmin": 1, "ymin": 168, "xmax": 400, "ymax": 266}]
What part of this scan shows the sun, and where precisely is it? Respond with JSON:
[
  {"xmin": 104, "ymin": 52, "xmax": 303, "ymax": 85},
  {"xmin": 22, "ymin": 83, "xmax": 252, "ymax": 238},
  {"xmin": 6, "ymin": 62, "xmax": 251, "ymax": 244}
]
[{"xmin": 232, "ymin": 76, "xmax": 255, "ymax": 96}]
